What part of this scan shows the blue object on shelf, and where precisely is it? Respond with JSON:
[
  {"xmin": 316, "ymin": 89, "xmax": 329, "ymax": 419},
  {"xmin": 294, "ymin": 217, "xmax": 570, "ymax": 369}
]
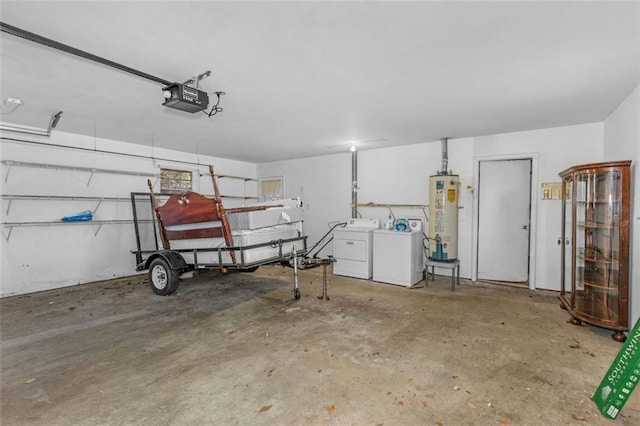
[{"xmin": 61, "ymin": 210, "xmax": 93, "ymax": 222}]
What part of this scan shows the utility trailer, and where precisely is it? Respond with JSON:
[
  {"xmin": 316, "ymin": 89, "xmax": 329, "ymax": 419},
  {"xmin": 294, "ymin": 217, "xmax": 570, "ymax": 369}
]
[{"xmin": 130, "ymin": 190, "xmax": 307, "ymax": 298}]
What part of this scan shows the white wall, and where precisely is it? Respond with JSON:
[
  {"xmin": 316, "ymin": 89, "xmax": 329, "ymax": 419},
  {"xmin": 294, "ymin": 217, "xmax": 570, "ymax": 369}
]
[
  {"xmin": 0, "ymin": 118, "xmax": 619, "ymax": 297},
  {"xmin": 0, "ymin": 119, "xmax": 608, "ymax": 296},
  {"xmin": 473, "ymin": 123, "xmax": 604, "ymax": 290},
  {"xmin": 603, "ymin": 84, "xmax": 639, "ymax": 325},
  {"xmin": 258, "ymin": 139, "xmax": 475, "ymax": 274},
  {"xmin": 0, "ymin": 131, "xmax": 257, "ymax": 297},
  {"xmin": 257, "ymin": 153, "xmax": 351, "ymax": 257},
  {"xmin": 258, "ymin": 123, "xmax": 604, "ymax": 290},
  {"xmin": 357, "ymin": 138, "xmax": 475, "ymax": 278}
]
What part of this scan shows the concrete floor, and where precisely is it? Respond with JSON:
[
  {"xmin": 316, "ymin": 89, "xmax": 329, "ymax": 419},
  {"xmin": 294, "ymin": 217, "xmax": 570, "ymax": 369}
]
[{"xmin": 1, "ymin": 265, "xmax": 639, "ymax": 425}]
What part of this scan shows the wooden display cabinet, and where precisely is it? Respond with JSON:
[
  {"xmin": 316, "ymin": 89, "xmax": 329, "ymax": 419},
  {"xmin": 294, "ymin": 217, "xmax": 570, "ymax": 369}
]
[{"xmin": 559, "ymin": 160, "xmax": 631, "ymax": 342}]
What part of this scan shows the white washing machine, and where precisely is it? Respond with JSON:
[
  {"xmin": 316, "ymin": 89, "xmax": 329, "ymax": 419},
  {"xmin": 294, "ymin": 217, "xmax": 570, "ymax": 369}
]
[
  {"xmin": 333, "ymin": 218, "xmax": 380, "ymax": 279},
  {"xmin": 373, "ymin": 229, "xmax": 424, "ymax": 287}
]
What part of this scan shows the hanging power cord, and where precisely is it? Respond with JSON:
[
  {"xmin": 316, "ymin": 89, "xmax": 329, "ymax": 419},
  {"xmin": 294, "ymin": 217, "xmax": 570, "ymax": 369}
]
[
  {"xmin": 309, "ymin": 236, "xmax": 334, "ymax": 259},
  {"xmin": 282, "ymin": 221, "xmax": 347, "ymax": 269},
  {"xmin": 306, "ymin": 222, "xmax": 347, "ymax": 258},
  {"xmin": 423, "ymin": 232, "xmax": 433, "ymax": 259},
  {"xmin": 387, "ymin": 207, "xmax": 396, "ymax": 221},
  {"xmin": 422, "ymin": 208, "xmax": 431, "ymax": 258},
  {"xmin": 203, "ymin": 91, "xmax": 225, "ymax": 117}
]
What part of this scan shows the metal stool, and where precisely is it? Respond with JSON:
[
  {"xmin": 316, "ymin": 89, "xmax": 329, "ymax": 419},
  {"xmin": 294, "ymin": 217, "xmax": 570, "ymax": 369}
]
[{"xmin": 425, "ymin": 258, "xmax": 460, "ymax": 291}]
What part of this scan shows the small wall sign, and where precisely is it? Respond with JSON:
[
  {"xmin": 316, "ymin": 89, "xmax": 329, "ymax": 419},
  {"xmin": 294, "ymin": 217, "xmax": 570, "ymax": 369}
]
[{"xmin": 541, "ymin": 182, "xmax": 563, "ymax": 200}]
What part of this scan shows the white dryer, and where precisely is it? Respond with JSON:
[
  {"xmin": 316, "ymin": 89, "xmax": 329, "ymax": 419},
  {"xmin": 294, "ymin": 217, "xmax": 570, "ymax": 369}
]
[
  {"xmin": 333, "ymin": 218, "xmax": 380, "ymax": 279},
  {"xmin": 373, "ymin": 229, "xmax": 424, "ymax": 287}
]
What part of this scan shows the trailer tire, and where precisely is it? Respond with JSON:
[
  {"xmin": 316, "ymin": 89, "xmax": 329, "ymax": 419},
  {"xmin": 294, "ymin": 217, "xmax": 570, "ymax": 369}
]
[{"xmin": 149, "ymin": 257, "xmax": 180, "ymax": 296}]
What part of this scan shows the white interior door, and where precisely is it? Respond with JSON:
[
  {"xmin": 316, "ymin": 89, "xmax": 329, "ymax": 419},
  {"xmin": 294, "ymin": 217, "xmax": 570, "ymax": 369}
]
[{"xmin": 477, "ymin": 159, "xmax": 531, "ymax": 282}]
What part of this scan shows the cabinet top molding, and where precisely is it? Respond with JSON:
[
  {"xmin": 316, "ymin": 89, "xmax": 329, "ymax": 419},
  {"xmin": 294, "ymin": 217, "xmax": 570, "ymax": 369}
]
[{"xmin": 559, "ymin": 160, "xmax": 632, "ymax": 177}]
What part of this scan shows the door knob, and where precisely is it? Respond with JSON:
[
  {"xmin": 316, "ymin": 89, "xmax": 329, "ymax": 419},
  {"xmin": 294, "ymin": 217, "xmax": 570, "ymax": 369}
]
[{"xmin": 522, "ymin": 225, "xmax": 529, "ymax": 230}]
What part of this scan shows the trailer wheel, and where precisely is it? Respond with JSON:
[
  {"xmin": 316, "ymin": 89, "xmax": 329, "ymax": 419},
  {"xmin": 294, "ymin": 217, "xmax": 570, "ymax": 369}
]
[{"xmin": 149, "ymin": 257, "xmax": 179, "ymax": 295}]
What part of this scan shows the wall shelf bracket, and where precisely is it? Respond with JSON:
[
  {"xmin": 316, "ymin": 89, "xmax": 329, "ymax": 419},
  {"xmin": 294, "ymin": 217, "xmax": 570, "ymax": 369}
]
[
  {"xmin": 94, "ymin": 199, "xmax": 103, "ymax": 214},
  {"xmin": 2, "ymin": 226, "xmax": 13, "ymax": 242},
  {"xmin": 5, "ymin": 199, "xmax": 13, "ymax": 215},
  {"xmin": 4, "ymin": 163, "xmax": 12, "ymax": 183}
]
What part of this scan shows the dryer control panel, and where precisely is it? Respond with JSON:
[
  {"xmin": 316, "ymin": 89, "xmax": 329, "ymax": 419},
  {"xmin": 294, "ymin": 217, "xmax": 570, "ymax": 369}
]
[{"xmin": 345, "ymin": 218, "xmax": 380, "ymax": 229}]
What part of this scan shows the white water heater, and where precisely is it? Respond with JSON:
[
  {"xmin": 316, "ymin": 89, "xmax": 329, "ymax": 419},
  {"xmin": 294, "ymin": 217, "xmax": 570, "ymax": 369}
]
[{"xmin": 428, "ymin": 174, "xmax": 459, "ymax": 261}]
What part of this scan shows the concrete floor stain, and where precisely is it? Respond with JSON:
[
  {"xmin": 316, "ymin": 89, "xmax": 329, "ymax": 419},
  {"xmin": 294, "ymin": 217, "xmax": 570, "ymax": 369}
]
[{"xmin": 1, "ymin": 266, "xmax": 639, "ymax": 425}]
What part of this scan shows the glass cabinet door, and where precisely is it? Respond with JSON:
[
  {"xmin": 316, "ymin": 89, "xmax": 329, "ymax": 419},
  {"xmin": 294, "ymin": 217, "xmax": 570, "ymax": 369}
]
[
  {"xmin": 561, "ymin": 176, "xmax": 573, "ymax": 298},
  {"xmin": 573, "ymin": 170, "xmax": 621, "ymax": 324}
]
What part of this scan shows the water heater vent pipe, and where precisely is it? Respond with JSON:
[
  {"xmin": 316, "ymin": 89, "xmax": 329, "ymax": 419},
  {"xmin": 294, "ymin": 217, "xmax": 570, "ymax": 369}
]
[
  {"xmin": 440, "ymin": 137, "xmax": 449, "ymax": 174},
  {"xmin": 351, "ymin": 146, "xmax": 358, "ymax": 218}
]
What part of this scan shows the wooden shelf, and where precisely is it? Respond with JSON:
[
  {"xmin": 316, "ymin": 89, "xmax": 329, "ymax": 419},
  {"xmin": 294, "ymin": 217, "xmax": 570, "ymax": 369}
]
[
  {"xmin": 577, "ymin": 200, "xmax": 620, "ymax": 204},
  {"xmin": 574, "ymin": 293, "xmax": 619, "ymax": 323},
  {"xmin": 577, "ymin": 267, "xmax": 619, "ymax": 290},
  {"xmin": 560, "ymin": 295, "xmax": 624, "ymax": 330},
  {"xmin": 579, "ymin": 281, "xmax": 619, "ymax": 291},
  {"xmin": 578, "ymin": 254, "xmax": 616, "ymax": 264},
  {"xmin": 577, "ymin": 221, "xmax": 617, "ymax": 229}
]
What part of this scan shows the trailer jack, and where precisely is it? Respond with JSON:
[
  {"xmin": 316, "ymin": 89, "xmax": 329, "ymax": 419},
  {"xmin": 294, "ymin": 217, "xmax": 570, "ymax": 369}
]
[{"xmin": 289, "ymin": 254, "xmax": 335, "ymax": 301}]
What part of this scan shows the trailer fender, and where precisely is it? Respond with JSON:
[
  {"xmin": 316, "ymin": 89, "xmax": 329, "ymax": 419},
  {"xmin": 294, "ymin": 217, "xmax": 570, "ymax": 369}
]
[{"xmin": 144, "ymin": 251, "xmax": 188, "ymax": 272}]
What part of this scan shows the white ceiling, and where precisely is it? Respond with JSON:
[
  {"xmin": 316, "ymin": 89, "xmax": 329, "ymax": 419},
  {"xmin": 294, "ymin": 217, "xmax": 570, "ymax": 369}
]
[{"xmin": 1, "ymin": 1, "xmax": 638, "ymax": 163}]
